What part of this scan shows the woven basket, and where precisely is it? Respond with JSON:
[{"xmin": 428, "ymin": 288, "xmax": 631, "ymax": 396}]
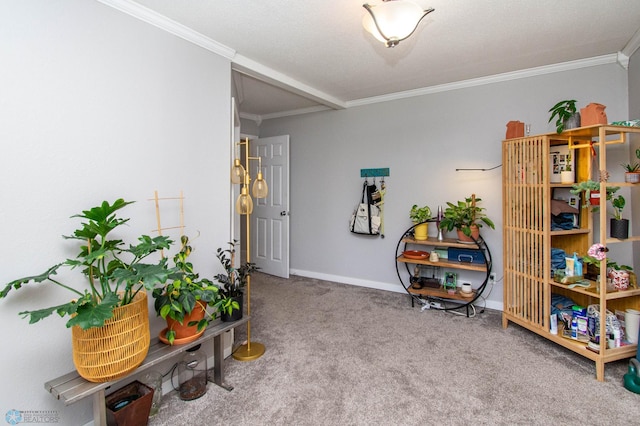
[{"xmin": 72, "ymin": 292, "xmax": 150, "ymax": 383}]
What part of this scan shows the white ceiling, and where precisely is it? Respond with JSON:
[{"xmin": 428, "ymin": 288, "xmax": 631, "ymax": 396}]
[{"xmin": 120, "ymin": 0, "xmax": 640, "ymax": 121}]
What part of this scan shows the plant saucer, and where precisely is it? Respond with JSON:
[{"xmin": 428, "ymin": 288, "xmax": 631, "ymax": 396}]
[{"xmin": 158, "ymin": 327, "xmax": 205, "ymax": 345}]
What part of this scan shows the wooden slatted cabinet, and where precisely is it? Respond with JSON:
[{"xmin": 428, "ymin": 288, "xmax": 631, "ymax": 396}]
[{"xmin": 502, "ymin": 124, "xmax": 640, "ymax": 381}]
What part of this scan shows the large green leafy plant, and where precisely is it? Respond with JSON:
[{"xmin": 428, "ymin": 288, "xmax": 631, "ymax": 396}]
[
  {"xmin": 438, "ymin": 196, "xmax": 495, "ymax": 237},
  {"xmin": 152, "ymin": 235, "xmax": 221, "ymax": 344},
  {"xmin": 0, "ymin": 199, "xmax": 173, "ymax": 329}
]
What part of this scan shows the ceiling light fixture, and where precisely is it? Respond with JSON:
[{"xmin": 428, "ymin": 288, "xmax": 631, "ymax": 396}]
[{"xmin": 362, "ymin": 1, "xmax": 434, "ymax": 48}]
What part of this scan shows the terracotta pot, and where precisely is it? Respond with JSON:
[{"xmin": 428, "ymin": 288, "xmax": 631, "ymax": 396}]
[
  {"xmin": 166, "ymin": 300, "xmax": 207, "ymax": 339},
  {"xmin": 457, "ymin": 225, "xmax": 480, "ymax": 242},
  {"xmin": 589, "ymin": 191, "xmax": 600, "ymax": 206},
  {"xmin": 580, "ymin": 103, "xmax": 607, "ymax": 126}
]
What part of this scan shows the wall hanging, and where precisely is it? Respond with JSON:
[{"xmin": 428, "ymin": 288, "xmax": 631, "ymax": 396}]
[{"xmin": 350, "ymin": 168, "xmax": 389, "ymax": 238}]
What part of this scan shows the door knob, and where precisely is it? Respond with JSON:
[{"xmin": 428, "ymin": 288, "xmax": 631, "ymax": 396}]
[{"xmin": 280, "ymin": 211, "xmax": 288, "ymax": 216}]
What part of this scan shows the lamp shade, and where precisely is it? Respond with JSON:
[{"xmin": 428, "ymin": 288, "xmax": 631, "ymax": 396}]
[
  {"xmin": 231, "ymin": 158, "xmax": 245, "ymax": 184},
  {"xmin": 235, "ymin": 186, "xmax": 253, "ymax": 215},
  {"xmin": 363, "ymin": 1, "xmax": 434, "ymax": 47},
  {"xmin": 252, "ymin": 171, "xmax": 268, "ymax": 198}
]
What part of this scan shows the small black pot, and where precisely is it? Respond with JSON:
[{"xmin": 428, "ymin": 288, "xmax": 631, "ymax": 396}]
[
  {"xmin": 610, "ymin": 218, "xmax": 629, "ymax": 239},
  {"xmin": 221, "ymin": 293, "xmax": 243, "ymax": 322}
]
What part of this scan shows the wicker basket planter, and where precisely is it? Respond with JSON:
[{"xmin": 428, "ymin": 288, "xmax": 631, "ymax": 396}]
[{"xmin": 72, "ymin": 292, "xmax": 150, "ymax": 383}]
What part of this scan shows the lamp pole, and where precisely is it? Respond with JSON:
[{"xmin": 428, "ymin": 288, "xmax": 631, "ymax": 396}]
[{"xmin": 232, "ymin": 138, "xmax": 266, "ymax": 361}]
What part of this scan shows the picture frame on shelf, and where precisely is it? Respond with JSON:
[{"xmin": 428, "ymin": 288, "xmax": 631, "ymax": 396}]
[
  {"xmin": 443, "ymin": 272, "xmax": 457, "ymax": 290},
  {"xmin": 550, "ymin": 145, "xmax": 575, "ymax": 183}
]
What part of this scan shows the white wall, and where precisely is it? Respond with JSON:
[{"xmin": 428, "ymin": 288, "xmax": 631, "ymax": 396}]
[
  {"xmin": 0, "ymin": 1, "xmax": 231, "ymax": 424},
  {"xmin": 259, "ymin": 62, "xmax": 630, "ymax": 309}
]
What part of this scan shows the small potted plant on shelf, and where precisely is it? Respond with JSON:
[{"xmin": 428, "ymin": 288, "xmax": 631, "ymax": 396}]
[
  {"xmin": 214, "ymin": 241, "xmax": 259, "ymax": 322},
  {"xmin": 560, "ymin": 162, "xmax": 574, "ymax": 184},
  {"xmin": 583, "ymin": 243, "xmax": 633, "ymax": 291},
  {"xmin": 439, "ymin": 194, "xmax": 495, "ymax": 242},
  {"xmin": 609, "ymin": 195, "xmax": 629, "ymax": 239},
  {"xmin": 621, "ymin": 148, "xmax": 640, "ymax": 183},
  {"xmin": 570, "ymin": 180, "xmax": 619, "ymax": 208},
  {"xmin": 409, "ymin": 204, "xmax": 431, "ymax": 241},
  {"xmin": 548, "ymin": 99, "xmax": 581, "ymax": 133},
  {"xmin": 0, "ymin": 199, "xmax": 174, "ymax": 382},
  {"xmin": 152, "ymin": 235, "xmax": 222, "ymax": 345}
]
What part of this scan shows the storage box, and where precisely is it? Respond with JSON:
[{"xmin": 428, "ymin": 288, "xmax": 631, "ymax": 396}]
[
  {"xmin": 106, "ymin": 380, "xmax": 154, "ymax": 426},
  {"xmin": 447, "ymin": 247, "xmax": 485, "ymax": 264},
  {"xmin": 434, "ymin": 248, "xmax": 448, "ymax": 260}
]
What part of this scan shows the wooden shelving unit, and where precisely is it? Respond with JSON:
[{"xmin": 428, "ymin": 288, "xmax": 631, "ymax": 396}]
[
  {"xmin": 395, "ymin": 232, "xmax": 492, "ymax": 314},
  {"xmin": 502, "ymin": 124, "xmax": 640, "ymax": 381}
]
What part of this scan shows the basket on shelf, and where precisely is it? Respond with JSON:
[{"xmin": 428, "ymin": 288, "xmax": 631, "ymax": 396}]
[{"xmin": 71, "ymin": 292, "xmax": 150, "ymax": 383}]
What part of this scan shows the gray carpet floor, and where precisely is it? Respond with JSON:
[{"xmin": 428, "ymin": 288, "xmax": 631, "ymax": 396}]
[{"xmin": 149, "ymin": 273, "xmax": 640, "ymax": 425}]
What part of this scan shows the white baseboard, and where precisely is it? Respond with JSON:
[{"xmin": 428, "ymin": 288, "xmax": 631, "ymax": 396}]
[{"xmin": 289, "ymin": 268, "xmax": 504, "ymax": 312}]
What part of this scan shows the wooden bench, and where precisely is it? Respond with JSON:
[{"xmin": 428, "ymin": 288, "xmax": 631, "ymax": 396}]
[{"xmin": 45, "ymin": 316, "xmax": 249, "ymax": 426}]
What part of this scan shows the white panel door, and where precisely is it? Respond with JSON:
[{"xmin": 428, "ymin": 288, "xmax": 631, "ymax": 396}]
[{"xmin": 251, "ymin": 135, "xmax": 289, "ymax": 278}]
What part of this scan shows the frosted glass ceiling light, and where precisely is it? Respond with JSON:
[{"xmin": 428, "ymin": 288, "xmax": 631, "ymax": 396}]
[{"xmin": 363, "ymin": 1, "xmax": 434, "ymax": 47}]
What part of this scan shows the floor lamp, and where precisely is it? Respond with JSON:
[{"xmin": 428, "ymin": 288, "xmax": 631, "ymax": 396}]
[{"xmin": 231, "ymin": 137, "xmax": 267, "ymax": 361}]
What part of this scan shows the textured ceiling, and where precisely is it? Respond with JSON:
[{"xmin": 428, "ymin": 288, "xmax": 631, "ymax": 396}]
[{"xmin": 127, "ymin": 0, "xmax": 640, "ymax": 120}]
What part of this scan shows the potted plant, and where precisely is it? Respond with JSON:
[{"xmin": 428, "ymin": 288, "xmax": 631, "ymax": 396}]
[
  {"xmin": 583, "ymin": 249, "xmax": 632, "ymax": 291},
  {"xmin": 610, "ymin": 195, "xmax": 629, "ymax": 239},
  {"xmin": 570, "ymin": 180, "xmax": 619, "ymax": 208},
  {"xmin": 548, "ymin": 99, "xmax": 580, "ymax": 133},
  {"xmin": 214, "ymin": 241, "xmax": 258, "ymax": 321},
  {"xmin": 152, "ymin": 235, "xmax": 221, "ymax": 345},
  {"xmin": 560, "ymin": 162, "xmax": 574, "ymax": 184},
  {"xmin": 0, "ymin": 199, "xmax": 174, "ymax": 382},
  {"xmin": 409, "ymin": 204, "xmax": 431, "ymax": 241},
  {"xmin": 438, "ymin": 195, "xmax": 495, "ymax": 242},
  {"xmin": 621, "ymin": 148, "xmax": 640, "ymax": 183}
]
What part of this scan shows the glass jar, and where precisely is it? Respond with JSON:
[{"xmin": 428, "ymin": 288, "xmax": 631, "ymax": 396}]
[
  {"xmin": 140, "ymin": 370, "xmax": 163, "ymax": 416},
  {"xmin": 178, "ymin": 344, "xmax": 208, "ymax": 401}
]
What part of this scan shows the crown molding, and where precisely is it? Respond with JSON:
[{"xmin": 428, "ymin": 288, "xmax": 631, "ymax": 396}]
[
  {"xmin": 260, "ymin": 106, "xmax": 332, "ymax": 121},
  {"xmin": 232, "ymin": 55, "xmax": 346, "ymax": 111},
  {"xmin": 617, "ymin": 52, "xmax": 630, "ymax": 70},
  {"xmin": 239, "ymin": 112, "xmax": 262, "ymax": 126},
  {"xmin": 95, "ymin": 1, "xmax": 629, "ymax": 125},
  {"xmin": 249, "ymin": 55, "xmax": 619, "ymax": 124},
  {"xmin": 621, "ymin": 27, "xmax": 640, "ymax": 59},
  {"xmin": 347, "ymin": 54, "xmax": 618, "ymax": 108},
  {"xmin": 97, "ymin": 0, "xmax": 235, "ymax": 59}
]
